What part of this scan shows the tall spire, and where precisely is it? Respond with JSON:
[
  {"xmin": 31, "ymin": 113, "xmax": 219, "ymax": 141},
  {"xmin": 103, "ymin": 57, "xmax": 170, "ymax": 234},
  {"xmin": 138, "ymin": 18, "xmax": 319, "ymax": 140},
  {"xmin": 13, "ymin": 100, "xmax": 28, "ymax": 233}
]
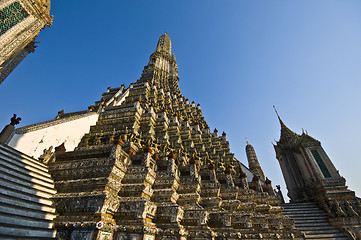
[
  {"xmin": 156, "ymin": 31, "xmax": 172, "ymax": 55},
  {"xmin": 141, "ymin": 32, "xmax": 179, "ymax": 94},
  {"xmin": 273, "ymin": 105, "xmax": 284, "ymax": 126},
  {"xmin": 245, "ymin": 140, "xmax": 265, "ymax": 181},
  {"xmin": 273, "ymin": 106, "xmax": 300, "ymax": 145}
]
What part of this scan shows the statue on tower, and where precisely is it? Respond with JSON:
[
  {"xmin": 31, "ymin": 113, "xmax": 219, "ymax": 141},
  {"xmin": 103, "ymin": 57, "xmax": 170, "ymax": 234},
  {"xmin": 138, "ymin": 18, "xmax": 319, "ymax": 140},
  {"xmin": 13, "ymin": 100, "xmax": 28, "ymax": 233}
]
[{"xmin": 10, "ymin": 114, "xmax": 21, "ymax": 126}]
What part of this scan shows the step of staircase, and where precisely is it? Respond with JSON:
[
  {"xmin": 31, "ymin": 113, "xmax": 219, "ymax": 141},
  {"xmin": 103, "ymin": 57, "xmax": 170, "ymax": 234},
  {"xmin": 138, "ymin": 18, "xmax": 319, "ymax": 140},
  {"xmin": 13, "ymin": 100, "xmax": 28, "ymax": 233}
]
[
  {"xmin": 281, "ymin": 202, "xmax": 349, "ymax": 240},
  {"xmin": 0, "ymin": 144, "xmax": 57, "ymax": 239}
]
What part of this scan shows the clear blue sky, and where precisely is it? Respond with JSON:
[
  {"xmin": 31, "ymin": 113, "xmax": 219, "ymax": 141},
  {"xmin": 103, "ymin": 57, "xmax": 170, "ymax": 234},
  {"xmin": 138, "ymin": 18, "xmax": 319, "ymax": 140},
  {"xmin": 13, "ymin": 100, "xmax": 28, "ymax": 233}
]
[{"xmin": 1, "ymin": 0, "xmax": 361, "ymax": 199}]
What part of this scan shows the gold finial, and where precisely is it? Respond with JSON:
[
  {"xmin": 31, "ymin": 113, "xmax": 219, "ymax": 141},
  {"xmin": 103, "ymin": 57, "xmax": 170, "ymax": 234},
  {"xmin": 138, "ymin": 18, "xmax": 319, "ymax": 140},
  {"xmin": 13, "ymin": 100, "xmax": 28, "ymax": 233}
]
[
  {"xmin": 165, "ymin": 31, "xmax": 168, "ymax": 34},
  {"xmin": 246, "ymin": 137, "xmax": 249, "ymax": 145}
]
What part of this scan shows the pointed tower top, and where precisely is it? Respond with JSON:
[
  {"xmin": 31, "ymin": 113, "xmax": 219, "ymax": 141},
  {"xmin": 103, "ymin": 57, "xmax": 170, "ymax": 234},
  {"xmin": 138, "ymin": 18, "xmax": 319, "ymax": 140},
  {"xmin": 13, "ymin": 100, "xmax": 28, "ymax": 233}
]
[
  {"xmin": 273, "ymin": 106, "xmax": 300, "ymax": 144},
  {"xmin": 273, "ymin": 105, "xmax": 288, "ymax": 130},
  {"xmin": 156, "ymin": 32, "xmax": 172, "ymax": 55},
  {"xmin": 245, "ymin": 139, "xmax": 255, "ymax": 152},
  {"xmin": 273, "ymin": 105, "xmax": 282, "ymax": 124}
]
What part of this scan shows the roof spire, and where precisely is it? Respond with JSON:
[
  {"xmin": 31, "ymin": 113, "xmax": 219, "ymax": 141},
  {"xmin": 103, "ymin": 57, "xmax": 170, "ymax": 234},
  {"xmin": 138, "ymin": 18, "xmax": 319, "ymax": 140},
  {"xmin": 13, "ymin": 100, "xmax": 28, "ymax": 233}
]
[
  {"xmin": 273, "ymin": 105, "xmax": 283, "ymax": 125},
  {"xmin": 273, "ymin": 106, "xmax": 300, "ymax": 144}
]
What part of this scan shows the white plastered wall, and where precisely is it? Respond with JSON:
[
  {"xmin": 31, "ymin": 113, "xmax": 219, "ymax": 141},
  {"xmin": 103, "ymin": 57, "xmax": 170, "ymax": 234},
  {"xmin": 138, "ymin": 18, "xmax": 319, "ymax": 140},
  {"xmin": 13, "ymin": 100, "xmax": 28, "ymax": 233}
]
[{"xmin": 8, "ymin": 114, "xmax": 99, "ymax": 159}]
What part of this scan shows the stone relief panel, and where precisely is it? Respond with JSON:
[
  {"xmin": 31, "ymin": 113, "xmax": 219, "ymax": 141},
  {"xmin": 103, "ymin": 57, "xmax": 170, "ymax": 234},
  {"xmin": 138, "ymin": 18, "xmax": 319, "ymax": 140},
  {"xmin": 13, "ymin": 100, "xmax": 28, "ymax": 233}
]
[
  {"xmin": 70, "ymin": 230, "xmax": 94, "ymax": 240},
  {"xmin": 115, "ymin": 233, "xmax": 141, "ymax": 240},
  {"xmin": 143, "ymin": 234, "xmax": 155, "ymax": 240},
  {"xmin": 159, "ymin": 237, "xmax": 178, "ymax": 240},
  {"xmin": 98, "ymin": 232, "xmax": 112, "ymax": 240}
]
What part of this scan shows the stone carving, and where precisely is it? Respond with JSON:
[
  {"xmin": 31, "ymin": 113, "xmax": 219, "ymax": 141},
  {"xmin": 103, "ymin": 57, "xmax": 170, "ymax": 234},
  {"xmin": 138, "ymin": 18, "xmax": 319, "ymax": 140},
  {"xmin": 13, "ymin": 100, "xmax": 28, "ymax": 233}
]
[
  {"xmin": 98, "ymin": 232, "xmax": 112, "ymax": 240},
  {"xmin": 39, "ymin": 145, "xmax": 53, "ymax": 163},
  {"xmin": 10, "ymin": 114, "xmax": 21, "ymax": 126},
  {"xmin": 70, "ymin": 230, "xmax": 94, "ymax": 240}
]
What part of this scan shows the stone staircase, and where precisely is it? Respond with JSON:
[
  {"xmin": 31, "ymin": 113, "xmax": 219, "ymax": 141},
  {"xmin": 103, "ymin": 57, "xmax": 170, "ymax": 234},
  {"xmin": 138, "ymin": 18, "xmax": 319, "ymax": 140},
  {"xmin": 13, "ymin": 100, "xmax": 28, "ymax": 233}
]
[
  {"xmin": 282, "ymin": 202, "xmax": 349, "ymax": 240},
  {"xmin": 0, "ymin": 143, "xmax": 57, "ymax": 239}
]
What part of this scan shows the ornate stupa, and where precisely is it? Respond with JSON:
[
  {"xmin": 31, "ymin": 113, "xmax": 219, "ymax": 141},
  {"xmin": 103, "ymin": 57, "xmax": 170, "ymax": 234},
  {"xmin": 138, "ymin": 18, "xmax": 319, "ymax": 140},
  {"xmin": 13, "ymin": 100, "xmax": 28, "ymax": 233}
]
[{"xmin": 29, "ymin": 32, "xmax": 301, "ymax": 239}]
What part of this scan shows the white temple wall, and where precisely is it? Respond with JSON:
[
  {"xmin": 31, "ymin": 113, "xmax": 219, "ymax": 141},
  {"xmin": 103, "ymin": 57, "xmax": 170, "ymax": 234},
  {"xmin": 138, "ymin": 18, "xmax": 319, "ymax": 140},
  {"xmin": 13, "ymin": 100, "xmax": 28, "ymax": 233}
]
[{"xmin": 8, "ymin": 113, "xmax": 99, "ymax": 159}]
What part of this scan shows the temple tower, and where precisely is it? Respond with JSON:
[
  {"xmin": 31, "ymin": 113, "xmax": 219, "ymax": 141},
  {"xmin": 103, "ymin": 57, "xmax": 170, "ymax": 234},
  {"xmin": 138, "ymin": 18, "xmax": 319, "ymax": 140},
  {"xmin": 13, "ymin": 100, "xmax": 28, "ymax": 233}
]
[
  {"xmin": 41, "ymin": 33, "xmax": 302, "ymax": 240},
  {"xmin": 142, "ymin": 31, "xmax": 180, "ymax": 94},
  {"xmin": 245, "ymin": 140, "xmax": 265, "ymax": 181},
  {"xmin": 274, "ymin": 111, "xmax": 361, "ymax": 236},
  {"xmin": 0, "ymin": 0, "xmax": 52, "ymax": 84},
  {"xmin": 273, "ymin": 114, "xmax": 341, "ymax": 202}
]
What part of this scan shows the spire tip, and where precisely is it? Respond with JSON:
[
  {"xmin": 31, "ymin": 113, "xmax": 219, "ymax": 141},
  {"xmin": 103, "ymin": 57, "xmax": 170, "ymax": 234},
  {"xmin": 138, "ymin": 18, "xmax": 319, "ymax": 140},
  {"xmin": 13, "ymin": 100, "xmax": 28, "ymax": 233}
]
[
  {"xmin": 273, "ymin": 105, "xmax": 285, "ymax": 126},
  {"xmin": 273, "ymin": 106, "xmax": 280, "ymax": 119}
]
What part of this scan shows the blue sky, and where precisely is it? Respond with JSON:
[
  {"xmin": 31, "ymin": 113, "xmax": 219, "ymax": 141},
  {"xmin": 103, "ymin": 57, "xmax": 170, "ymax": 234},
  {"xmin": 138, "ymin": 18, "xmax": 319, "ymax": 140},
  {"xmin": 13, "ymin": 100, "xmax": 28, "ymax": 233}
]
[{"xmin": 1, "ymin": 0, "xmax": 361, "ymax": 199}]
